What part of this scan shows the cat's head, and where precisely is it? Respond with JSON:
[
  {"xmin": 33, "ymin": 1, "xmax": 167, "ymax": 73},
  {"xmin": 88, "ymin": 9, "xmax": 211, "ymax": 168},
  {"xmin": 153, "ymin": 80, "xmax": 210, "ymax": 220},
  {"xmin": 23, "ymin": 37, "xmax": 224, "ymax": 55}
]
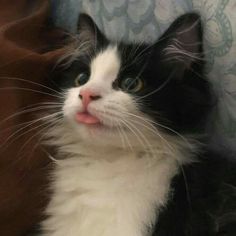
[{"xmin": 51, "ymin": 13, "xmax": 212, "ymax": 150}]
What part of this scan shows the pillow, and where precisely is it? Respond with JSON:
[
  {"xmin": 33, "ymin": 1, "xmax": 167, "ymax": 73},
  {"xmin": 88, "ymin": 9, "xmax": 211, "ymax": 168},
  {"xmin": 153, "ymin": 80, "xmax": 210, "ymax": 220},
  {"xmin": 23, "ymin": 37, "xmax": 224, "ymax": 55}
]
[{"xmin": 51, "ymin": 0, "xmax": 236, "ymax": 153}]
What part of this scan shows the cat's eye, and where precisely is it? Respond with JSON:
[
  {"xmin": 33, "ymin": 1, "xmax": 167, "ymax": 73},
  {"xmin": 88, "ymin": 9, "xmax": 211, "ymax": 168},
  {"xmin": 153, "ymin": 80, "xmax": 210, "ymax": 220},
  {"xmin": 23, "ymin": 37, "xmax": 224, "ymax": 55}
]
[
  {"xmin": 120, "ymin": 77, "xmax": 144, "ymax": 93},
  {"xmin": 75, "ymin": 73, "xmax": 89, "ymax": 86}
]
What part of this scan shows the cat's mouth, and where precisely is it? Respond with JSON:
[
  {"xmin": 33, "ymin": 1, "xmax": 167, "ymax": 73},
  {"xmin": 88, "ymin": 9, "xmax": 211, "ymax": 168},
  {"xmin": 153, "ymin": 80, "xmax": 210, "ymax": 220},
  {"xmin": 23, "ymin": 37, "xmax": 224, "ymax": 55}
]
[{"xmin": 75, "ymin": 111, "xmax": 101, "ymax": 125}]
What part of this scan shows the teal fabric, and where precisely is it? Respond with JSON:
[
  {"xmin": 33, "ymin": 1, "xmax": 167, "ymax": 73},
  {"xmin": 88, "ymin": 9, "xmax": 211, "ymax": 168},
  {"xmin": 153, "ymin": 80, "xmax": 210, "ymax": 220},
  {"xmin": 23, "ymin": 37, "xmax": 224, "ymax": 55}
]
[{"xmin": 52, "ymin": 0, "xmax": 236, "ymax": 152}]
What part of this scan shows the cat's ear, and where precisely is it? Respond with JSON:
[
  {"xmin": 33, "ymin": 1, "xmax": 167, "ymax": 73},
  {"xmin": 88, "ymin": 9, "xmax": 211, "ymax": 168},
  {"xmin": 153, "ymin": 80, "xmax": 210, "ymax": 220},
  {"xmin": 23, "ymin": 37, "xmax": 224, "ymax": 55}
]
[
  {"xmin": 160, "ymin": 13, "xmax": 203, "ymax": 74},
  {"xmin": 77, "ymin": 13, "xmax": 106, "ymax": 46}
]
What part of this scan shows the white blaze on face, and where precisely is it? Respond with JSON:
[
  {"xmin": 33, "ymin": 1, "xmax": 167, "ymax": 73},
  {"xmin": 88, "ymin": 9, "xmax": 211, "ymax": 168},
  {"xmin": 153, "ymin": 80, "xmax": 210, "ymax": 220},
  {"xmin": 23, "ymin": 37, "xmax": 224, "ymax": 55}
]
[
  {"xmin": 63, "ymin": 45, "xmax": 121, "ymax": 116},
  {"xmin": 83, "ymin": 45, "xmax": 121, "ymax": 94},
  {"xmin": 62, "ymin": 44, "xmax": 165, "ymax": 150},
  {"xmin": 63, "ymin": 45, "xmax": 130, "ymax": 133}
]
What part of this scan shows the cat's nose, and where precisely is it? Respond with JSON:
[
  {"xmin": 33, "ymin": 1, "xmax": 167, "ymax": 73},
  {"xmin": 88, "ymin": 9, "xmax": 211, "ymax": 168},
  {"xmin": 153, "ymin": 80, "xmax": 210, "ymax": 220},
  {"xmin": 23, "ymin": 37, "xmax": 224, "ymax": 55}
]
[{"xmin": 79, "ymin": 89, "xmax": 102, "ymax": 109}]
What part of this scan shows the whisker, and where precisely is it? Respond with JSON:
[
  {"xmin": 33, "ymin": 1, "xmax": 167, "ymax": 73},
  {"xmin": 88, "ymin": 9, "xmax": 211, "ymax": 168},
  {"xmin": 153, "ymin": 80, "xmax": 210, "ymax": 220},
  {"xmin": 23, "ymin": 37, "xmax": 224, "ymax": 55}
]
[
  {"xmin": 57, "ymin": 40, "xmax": 94, "ymax": 69},
  {"xmin": 120, "ymin": 118, "xmax": 156, "ymax": 157},
  {"xmin": 12, "ymin": 119, "xmax": 62, "ymax": 166},
  {"xmin": 0, "ymin": 104, "xmax": 62, "ymax": 126},
  {"xmin": 17, "ymin": 117, "xmax": 62, "ymax": 158},
  {"xmin": 149, "ymin": 121, "xmax": 193, "ymax": 149},
  {"xmin": 120, "ymin": 119, "xmax": 145, "ymax": 149},
  {"xmin": 97, "ymin": 106, "xmax": 134, "ymax": 152},
  {"xmin": 0, "ymin": 112, "xmax": 63, "ymax": 150},
  {"xmin": 135, "ymin": 70, "xmax": 176, "ymax": 101},
  {"xmin": 0, "ymin": 77, "xmax": 65, "ymax": 96},
  {"xmin": 0, "ymin": 111, "xmax": 60, "ymax": 134},
  {"xmin": 179, "ymin": 164, "xmax": 192, "ymax": 210},
  {"xmin": 125, "ymin": 114, "xmax": 176, "ymax": 154},
  {"xmin": 124, "ymin": 118, "xmax": 167, "ymax": 160},
  {"xmin": 44, "ymin": 150, "xmax": 62, "ymax": 164},
  {"xmin": 118, "ymin": 110, "xmax": 193, "ymax": 151},
  {"xmin": 116, "ymin": 125, "xmax": 126, "ymax": 149},
  {"xmin": 0, "ymin": 87, "xmax": 64, "ymax": 99},
  {"xmin": 117, "ymin": 124, "xmax": 132, "ymax": 151},
  {"xmin": 122, "ymin": 43, "xmax": 145, "ymax": 70}
]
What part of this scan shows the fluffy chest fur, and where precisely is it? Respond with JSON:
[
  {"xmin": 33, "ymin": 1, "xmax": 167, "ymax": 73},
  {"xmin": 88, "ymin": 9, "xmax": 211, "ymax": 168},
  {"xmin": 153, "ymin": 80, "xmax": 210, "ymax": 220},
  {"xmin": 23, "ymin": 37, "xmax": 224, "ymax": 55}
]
[{"xmin": 43, "ymin": 149, "xmax": 179, "ymax": 236}]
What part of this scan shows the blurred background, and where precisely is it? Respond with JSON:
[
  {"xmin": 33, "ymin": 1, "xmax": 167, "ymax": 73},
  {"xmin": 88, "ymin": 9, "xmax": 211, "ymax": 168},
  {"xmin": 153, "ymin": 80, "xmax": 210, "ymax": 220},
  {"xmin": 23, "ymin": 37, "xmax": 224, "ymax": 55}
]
[{"xmin": 0, "ymin": 0, "xmax": 235, "ymax": 235}]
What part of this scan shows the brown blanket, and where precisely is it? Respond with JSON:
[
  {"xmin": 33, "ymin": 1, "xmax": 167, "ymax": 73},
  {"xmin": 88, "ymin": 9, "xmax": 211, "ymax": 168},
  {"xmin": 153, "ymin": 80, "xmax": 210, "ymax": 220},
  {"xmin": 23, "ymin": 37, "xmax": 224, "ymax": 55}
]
[{"xmin": 0, "ymin": 1, "xmax": 67, "ymax": 235}]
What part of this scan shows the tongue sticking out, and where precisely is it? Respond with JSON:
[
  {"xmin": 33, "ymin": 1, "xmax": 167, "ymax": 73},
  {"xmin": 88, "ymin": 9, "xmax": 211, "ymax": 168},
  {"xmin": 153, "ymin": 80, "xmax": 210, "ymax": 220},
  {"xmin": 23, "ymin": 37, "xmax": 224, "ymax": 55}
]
[{"xmin": 76, "ymin": 112, "xmax": 100, "ymax": 125}]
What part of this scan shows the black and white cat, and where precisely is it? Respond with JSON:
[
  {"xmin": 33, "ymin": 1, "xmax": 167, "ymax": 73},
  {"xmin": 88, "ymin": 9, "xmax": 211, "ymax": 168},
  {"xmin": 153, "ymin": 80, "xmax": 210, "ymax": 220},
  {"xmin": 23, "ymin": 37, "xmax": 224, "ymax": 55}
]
[{"xmin": 41, "ymin": 13, "xmax": 236, "ymax": 236}]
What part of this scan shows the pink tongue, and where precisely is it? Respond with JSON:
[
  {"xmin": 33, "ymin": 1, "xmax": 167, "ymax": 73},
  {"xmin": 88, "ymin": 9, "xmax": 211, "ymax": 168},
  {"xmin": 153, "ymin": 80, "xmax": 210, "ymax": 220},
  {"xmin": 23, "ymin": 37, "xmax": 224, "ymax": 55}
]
[{"xmin": 76, "ymin": 112, "xmax": 100, "ymax": 125}]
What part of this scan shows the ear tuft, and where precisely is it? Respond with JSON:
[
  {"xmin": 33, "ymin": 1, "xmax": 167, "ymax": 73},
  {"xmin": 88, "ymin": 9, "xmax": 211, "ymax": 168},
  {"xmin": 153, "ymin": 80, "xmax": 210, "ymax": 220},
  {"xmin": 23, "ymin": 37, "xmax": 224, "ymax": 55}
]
[
  {"xmin": 77, "ymin": 13, "xmax": 106, "ymax": 47},
  {"xmin": 78, "ymin": 14, "xmax": 96, "ymax": 35},
  {"xmin": 162, "ymin": 13, "xmax": 203, "ymax": 69}
]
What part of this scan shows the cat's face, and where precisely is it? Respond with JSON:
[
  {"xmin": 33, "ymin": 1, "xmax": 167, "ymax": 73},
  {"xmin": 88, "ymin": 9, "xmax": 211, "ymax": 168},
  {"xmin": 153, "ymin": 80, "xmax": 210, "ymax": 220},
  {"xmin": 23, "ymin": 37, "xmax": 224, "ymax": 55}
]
[
  {"xmin": 52, "ymin": 13, "xmax": 211, "ymax": 149},
  {"xmin": 63, "ymin": 45, "xmax": 141, "ymax": 146},
  {"xmin": 62, "ymin": 44, "xmax": 153, "ymax": 148}
]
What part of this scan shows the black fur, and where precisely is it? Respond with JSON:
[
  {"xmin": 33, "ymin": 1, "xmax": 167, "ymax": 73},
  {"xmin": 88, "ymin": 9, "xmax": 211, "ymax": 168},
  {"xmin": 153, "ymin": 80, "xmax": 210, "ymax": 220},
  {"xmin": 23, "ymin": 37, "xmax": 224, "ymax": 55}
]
[
  {"xmin": 154, "ymin": 151, "xmax": 236, "ymax": 236},
  {"xmin": 50, "ymin": 13, "xmax": 236, "ymax": 236},
  {"xmin": 52, "ymin": 13, "xmax": 213, "ymax": 134}
]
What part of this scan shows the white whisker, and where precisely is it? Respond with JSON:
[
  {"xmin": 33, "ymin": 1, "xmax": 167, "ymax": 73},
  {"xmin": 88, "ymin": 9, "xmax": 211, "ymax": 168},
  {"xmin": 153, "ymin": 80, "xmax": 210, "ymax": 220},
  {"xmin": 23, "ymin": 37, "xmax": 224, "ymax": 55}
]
[
  {"xmin": 120, "ymin": 118, "xmax": 157, "ymax": 157},
  {"xmin": 0, "ymin": 112, "xmax": 63, "ymax": 150},
  {"xmin": 135, "ymin": 70, "xmax": 175, "ymax": 101},
  {"xmin": 17, "ymin": 117, "xmax": 62, "ymax": 157},
  {"xmin": 0, "ymin": 104, "xmax": 62, "ymax": 126},
  {"xmin": 0, "ymin": 87, "xmax": 64, "ymax": 99},
  {"xmin": 0, "ymin": 77, "xmax": 65, "ymax": 96}
]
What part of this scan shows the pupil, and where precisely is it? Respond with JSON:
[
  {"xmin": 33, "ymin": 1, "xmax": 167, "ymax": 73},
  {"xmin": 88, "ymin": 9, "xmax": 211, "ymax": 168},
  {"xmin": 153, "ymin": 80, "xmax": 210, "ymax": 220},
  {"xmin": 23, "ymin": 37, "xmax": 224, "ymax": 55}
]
[
  {"xmin": 79, "ymin": 74, "xmax": 88, "ymax": 84},
  {"xmin": 125, "ymin": 78, "xmax": 137, "ymax": 90},
  {"xmin": 119, "ymin": 77, "xmax": 142, "ymax": 92}
]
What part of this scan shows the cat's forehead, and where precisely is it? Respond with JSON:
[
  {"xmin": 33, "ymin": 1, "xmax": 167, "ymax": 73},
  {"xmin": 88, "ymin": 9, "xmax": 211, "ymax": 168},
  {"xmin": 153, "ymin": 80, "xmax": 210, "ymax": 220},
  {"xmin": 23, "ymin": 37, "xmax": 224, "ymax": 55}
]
[
  {"xmin": 89, "ymin": 42, "xmax": 150, "ymax": 81},
  {"xmin": 90, "ymin": 45, "xmax": 121, "ymax": 83}
]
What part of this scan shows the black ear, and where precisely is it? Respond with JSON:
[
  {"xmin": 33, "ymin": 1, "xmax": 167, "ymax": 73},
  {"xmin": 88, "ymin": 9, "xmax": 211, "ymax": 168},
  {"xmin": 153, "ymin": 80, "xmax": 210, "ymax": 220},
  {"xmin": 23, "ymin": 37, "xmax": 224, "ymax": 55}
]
[
  {"xmin": 160, "ymin": 13, "xmax": 203, "ymax": 74},
  {"xmin": 77, "ymin": 13, "xmax": 106, "ymax": 47}
]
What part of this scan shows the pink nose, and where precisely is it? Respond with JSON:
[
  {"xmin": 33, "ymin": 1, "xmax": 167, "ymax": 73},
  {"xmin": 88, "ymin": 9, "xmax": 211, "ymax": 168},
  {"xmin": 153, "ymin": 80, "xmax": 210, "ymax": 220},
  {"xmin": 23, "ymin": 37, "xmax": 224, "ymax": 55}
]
[{"xmin": 79, "ymin": 89, "xmax": 101, "ymax": 109}]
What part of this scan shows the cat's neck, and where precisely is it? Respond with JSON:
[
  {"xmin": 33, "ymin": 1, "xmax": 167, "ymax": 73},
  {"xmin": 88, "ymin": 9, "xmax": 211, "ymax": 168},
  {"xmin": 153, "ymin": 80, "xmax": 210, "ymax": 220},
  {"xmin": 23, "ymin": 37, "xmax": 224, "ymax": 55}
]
[
  {"xmin": 45, "ymin": 140, "xmax": 180, "ymax": 236},
  {"xmin": 63, "ymin": 142, "xmax": 163, "ymax": 161},
  {"xmin": 45, "ymin": 124, "xmax": 197, "ymax": 236},
  {"xmin": 47, "ymin": 122, "xmax": 197, "ymax": 163}
]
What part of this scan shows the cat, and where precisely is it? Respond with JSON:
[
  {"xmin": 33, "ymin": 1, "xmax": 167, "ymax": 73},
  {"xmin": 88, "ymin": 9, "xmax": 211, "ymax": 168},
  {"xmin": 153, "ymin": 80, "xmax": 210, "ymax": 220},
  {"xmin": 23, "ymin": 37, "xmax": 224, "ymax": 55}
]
[{"xmin": 41, "ymin": 13, "xmax": 236, "ymax": 236}]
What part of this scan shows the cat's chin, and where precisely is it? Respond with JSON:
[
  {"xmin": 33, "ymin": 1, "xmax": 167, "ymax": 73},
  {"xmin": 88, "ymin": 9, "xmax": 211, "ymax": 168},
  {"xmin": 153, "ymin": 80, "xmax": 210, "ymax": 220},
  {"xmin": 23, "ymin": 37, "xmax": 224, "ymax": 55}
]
[
  {"xmin": 72, "ymin": 120, "xmax": 119, "ymax": 141},
  {"xmin": 67, "ymin": 119, "xmax": 137, "ymax": 149}
]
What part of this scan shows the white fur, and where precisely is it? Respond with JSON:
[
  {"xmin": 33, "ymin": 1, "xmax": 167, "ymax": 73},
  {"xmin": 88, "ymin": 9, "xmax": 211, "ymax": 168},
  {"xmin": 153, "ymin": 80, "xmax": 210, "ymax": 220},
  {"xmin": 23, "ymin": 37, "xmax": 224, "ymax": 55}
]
[{"xmin": 42, "ymin": 46, "xmax": 197, "ymax": 236}]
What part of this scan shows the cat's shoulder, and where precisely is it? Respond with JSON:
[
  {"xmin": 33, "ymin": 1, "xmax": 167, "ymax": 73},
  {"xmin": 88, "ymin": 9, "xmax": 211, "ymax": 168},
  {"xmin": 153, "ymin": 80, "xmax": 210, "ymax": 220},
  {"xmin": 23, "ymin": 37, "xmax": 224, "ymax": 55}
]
[{"xmin": 153, "ymin": 149, "xmax": 236, "ymax": 236}]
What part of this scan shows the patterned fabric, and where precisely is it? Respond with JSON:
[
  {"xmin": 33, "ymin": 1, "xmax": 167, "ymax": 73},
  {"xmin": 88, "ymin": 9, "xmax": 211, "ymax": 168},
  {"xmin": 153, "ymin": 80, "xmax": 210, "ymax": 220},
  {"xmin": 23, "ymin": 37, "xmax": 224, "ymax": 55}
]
[{"xmin": 51, "ymin": 0, "xmax": 236, "ymax": 152}]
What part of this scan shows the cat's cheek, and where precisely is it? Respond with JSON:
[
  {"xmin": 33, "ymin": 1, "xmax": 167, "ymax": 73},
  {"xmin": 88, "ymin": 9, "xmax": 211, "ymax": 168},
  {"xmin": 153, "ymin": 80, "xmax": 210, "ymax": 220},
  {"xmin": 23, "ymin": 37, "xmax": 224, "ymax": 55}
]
[
  {"xmin": 63, "ymin": 105, "xmax": 76, "ymax": 124},
  {"xmin": 63, "ymin": 88, "xmax": 83, "ymax": 121}
]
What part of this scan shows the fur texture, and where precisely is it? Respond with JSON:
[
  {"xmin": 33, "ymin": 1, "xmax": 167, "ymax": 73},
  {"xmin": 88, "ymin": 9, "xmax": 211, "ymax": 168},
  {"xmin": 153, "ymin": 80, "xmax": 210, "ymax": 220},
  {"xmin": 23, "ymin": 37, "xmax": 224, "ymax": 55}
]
[{"xmin": 40, "ymin": 13, "xmax": 236, "ymax": 236}]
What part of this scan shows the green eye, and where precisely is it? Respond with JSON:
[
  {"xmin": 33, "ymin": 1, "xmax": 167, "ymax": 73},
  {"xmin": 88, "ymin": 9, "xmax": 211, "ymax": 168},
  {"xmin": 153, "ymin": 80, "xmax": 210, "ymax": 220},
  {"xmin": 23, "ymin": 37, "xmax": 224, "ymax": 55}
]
[
  {"xmin": 120, "ymin": 77, "xmax": 144, "ymax": 93},
  {"xmin": 75, "ymin": 73, "xmax": 89, "ymax": 86}
]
